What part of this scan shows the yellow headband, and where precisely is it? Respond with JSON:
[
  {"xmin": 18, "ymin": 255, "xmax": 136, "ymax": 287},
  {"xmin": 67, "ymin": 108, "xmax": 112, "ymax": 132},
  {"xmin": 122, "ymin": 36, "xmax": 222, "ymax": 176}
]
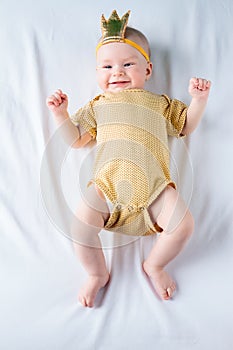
[
  {"xmin": 96, "ymin": 10, "xmax": 150, "ymax": 62},
  {"xmin": 96, "ymin": 38, "xmax": 150, "ymax": 62}
]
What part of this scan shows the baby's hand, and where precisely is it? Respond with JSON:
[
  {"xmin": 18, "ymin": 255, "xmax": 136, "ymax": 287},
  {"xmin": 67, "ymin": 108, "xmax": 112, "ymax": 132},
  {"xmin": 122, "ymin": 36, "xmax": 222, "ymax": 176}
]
[
  {"xmin": 46, "ymin": 89, "xmax": 68, "ymax": 116},
  {"xmin": 188, "ymin": 77, "xmax": 211, "ymax": 99}
]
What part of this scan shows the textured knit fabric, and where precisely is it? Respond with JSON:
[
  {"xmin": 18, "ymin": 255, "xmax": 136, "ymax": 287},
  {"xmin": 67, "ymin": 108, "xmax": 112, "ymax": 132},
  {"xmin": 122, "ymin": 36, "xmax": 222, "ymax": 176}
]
[{"xmin": 70, "ymin": 89, "xmax": 187, "ymax": 236}]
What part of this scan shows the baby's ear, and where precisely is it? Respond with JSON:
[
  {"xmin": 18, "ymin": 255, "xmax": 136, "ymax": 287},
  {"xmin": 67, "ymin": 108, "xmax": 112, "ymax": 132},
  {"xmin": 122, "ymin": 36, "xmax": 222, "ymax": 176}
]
[{"xmin": 146, "ymin": 62, "xmax": 153, "ymax": 80}]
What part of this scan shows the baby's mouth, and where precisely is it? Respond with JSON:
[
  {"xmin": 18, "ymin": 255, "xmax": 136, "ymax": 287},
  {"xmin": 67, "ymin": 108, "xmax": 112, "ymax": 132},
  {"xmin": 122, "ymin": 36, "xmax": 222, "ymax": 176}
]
[{"xmin": 109, "ymin": 81, "xmax": 130, "ymax": 85}]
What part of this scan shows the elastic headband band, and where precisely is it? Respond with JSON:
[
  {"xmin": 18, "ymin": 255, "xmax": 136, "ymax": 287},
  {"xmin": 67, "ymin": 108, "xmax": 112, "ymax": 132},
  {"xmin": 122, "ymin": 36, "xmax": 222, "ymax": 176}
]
[{"xmin": 96, "ymin": 38, "xmax": 150, "ymax": 63}]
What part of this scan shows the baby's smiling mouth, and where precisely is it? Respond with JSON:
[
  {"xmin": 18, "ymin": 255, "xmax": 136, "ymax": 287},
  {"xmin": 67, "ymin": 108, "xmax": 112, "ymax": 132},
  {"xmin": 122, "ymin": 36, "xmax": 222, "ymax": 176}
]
[{"xmin": 109, "ymin": 81, "xmax": 130, "ymax": 85}]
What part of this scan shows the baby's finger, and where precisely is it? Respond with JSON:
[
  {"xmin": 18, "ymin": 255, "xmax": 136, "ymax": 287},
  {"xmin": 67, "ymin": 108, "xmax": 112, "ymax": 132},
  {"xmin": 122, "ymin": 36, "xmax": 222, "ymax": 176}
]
[
  {"xmin": 55, "ymin": 89, "xmax": 65, "ymax": 96},
  {"xmin": 55, "ymin": 89, "xmax": 68, "ymax": 102},
  {"xmin": 53, "ymin": 92, "xmax": 63, "ymax": 103},
  {"xmin": 198, "ymin": 78, "xmax": 211, "ymax": 90},
  {"xmin": 190, "ymin": 77, "xmax": 199, "ymax": 87},
  {"xmin": 200, "ymin": 79, "xmax": 211, "ymax": 90},
  {"xmin": 47, "ymin": 95, "xmax": 60, "ymax": 107},
  {"xmin": 46, "ymin": 96, "xmax": 55, "ymax": 105},
  {"xmin": 202, "ymin": 78, "xmax": 209, "ymax": 87},
  {"xmin": 196, "ymin": 78, "xmax": 204, "ymax": 90},
  {"xmin": 60, "ymin": 93, "xmax": 68, "ymax": 101},
  {"xmin": 205, "ymin": 80, "xmax": 211, "ymax": 89}
]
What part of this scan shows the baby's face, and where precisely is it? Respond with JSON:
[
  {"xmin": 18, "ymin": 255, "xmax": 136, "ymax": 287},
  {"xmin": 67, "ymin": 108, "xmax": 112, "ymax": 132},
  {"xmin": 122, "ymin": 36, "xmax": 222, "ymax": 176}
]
[{"xmin": 96, "ymin": 42, "xmax": 152, "ymax": 93}]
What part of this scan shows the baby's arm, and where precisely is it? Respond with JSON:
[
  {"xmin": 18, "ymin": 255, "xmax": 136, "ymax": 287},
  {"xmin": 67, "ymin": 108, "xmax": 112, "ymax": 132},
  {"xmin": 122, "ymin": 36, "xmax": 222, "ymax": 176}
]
[
  {"xmin": 46, "ymin": 89, "xmax": 92, "ymax": 148},
  {"xmin": 182, "ymin": 78, "xmax": 211, "ymax": 135}
]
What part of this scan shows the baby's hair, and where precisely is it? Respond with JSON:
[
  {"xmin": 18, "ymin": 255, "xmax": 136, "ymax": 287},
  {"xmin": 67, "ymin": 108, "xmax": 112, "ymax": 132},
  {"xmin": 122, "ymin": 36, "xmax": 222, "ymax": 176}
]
[{"xmin": 125, "ymin": 26, "xmax": 151, "ymax": 59}]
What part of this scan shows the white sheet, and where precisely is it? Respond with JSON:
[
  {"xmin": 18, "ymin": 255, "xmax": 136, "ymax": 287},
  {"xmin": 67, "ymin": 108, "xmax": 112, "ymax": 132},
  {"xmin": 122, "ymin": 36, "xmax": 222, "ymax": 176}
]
[{"xmin": 1, "ymin": 0, "xmax": 233, "ymax": 349}]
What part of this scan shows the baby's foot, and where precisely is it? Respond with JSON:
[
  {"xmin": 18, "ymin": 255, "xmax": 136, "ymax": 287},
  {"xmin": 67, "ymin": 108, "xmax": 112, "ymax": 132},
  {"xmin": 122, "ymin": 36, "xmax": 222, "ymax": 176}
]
[
  {"xmin": 143, "ymin": 262, "xmax": 176, "ymax": 300},
  {"xmin": 78, "ymin": 273, "xmax": 110, "ymax": 308}
]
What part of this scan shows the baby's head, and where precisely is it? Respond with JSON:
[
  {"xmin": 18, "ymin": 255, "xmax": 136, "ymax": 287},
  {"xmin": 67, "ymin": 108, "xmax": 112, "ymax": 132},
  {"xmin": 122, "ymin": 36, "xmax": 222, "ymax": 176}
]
[
  {"xmin": 123, "ymin": 26, "xmax": 151, "ymax": 62},
  {"xmin": 96, "ymin": 11, "xmax": 153, "ymax": 93}
]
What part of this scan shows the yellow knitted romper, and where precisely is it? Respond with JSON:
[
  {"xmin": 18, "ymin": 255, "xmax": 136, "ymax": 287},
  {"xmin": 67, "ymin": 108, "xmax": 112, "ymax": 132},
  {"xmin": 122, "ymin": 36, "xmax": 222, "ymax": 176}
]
[{"xmin": 71, "ymin": 89, "xmax": 187, "ymax": 236}]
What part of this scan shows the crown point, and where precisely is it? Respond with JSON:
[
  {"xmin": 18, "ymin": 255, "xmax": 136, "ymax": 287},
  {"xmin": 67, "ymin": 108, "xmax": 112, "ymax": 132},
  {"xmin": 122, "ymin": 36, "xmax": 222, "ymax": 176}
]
[{"xmin": 100, "ymin": 10, "xmax": 131, "ymax": 42}]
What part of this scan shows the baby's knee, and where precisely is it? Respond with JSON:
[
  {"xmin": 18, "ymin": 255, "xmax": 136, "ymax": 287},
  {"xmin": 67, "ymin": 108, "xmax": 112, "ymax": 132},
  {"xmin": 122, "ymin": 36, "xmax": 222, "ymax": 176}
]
[
  {"xmin": 164, "ymin": 210, "xmax": 194, "ymax": 242},
  {"xmin": 179, "ymin": 210, "xmax": 194, "ymax": 239}
]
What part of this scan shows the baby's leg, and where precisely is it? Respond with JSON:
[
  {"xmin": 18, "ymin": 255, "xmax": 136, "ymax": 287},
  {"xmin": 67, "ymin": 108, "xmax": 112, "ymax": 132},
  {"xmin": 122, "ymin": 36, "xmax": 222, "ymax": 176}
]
[
  {"xmin": 71, "ymin": 186, "xmax": 110, "ymax": 307},
  {"xmin": 143, "ymin": 186, "xmax": 194, "ymax": 300}
]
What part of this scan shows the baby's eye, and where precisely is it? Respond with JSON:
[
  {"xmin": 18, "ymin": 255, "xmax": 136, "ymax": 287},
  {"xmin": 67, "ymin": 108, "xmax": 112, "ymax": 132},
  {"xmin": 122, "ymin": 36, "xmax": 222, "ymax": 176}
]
[
  {"xmin": 124, "ymin": 62, "xmax": 134, "ymax": 67},
  {"xmin": 103, "ymin": 65, "xmax": 112, "ymax": 69}
]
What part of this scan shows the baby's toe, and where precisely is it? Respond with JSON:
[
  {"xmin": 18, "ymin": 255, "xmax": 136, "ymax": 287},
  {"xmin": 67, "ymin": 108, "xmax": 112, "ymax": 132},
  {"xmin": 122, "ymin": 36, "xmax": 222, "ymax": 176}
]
[
  {"xmin": 167, "ymin": 284, "xmax": 176, "ymax": 298},
  {"xmin": 160, "ymin": 289, "xmax": 169, "ymax": 300}
]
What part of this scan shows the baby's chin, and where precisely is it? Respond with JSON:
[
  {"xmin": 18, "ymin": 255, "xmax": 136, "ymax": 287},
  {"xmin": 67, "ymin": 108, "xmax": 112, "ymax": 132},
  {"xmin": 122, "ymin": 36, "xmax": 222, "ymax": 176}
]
[{"xmin": 107, "ymin": 82, "xmax": 131, "ymax": 93}]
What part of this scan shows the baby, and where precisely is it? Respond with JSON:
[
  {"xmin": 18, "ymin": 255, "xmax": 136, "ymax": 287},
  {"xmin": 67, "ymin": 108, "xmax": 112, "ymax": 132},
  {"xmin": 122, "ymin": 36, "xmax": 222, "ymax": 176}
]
[{"xmin": 46, "ymin": 10, "xmax": 211, "ymax": 307}]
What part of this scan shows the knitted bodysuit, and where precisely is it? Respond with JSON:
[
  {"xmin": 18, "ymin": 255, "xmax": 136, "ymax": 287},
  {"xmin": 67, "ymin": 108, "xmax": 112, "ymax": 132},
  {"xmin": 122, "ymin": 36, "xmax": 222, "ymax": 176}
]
[{"xmin": 71, "ymin": 89, "xmax": 187, "ymax": 236}]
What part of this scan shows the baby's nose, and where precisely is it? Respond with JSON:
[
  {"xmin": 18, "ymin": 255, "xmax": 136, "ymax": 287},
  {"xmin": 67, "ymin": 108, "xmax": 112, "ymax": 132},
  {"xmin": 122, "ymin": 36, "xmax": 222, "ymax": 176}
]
[{"xmin": 113, "ymin": 66, "xmax": 124, "ymax": 76}]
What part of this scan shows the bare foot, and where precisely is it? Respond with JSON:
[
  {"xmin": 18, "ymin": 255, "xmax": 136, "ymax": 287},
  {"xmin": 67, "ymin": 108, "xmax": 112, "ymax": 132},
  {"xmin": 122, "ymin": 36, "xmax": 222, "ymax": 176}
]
[
  {"xmin": 78, "ymin": 273, "xmax": 110, "ymax": 307},
  {"xmin": 143, "ymin": 262, "xmax": 176, "ymax": 300}
]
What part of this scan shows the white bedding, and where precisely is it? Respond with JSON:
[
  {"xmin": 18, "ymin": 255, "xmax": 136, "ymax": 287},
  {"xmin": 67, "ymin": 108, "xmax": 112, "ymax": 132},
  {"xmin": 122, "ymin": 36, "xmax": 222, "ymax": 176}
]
[{"xmin": 1, "ymin": 0, "xmax": 233, "ymax": 349}]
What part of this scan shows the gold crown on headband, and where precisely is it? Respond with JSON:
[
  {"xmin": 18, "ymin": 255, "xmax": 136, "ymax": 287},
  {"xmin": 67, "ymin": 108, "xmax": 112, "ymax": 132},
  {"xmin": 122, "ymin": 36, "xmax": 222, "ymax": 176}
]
[
  {"xmin": 96, "ymin": 10, "xmax": 150, "ymax": 62},
  {"xmin": 101, "ymin": 10, "xmax": 130, "ymax": 43}
]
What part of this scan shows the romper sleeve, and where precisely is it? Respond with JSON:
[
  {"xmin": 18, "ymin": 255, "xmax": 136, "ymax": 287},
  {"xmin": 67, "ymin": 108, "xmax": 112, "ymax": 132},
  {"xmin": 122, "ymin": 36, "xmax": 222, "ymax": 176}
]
[
  {"xmin": 161, "ymin": 94, "xmax": 188, "ymax": 138},
  {"xmin": 70, "ymin": 100, "xmax": 97, "ymax": 139}
]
